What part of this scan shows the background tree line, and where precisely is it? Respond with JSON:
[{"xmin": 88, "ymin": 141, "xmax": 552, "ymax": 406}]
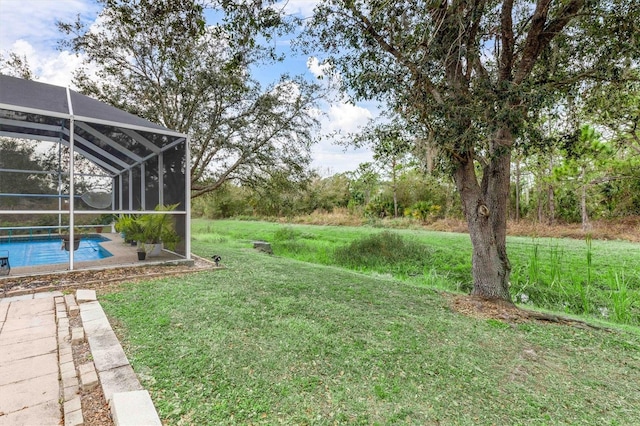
[{"xmin": 192, "ymin": 119, "xmax": 640, "ymax": 224}]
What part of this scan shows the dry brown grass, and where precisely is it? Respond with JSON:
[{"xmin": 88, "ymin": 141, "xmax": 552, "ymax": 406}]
[
  {"xmin": 277, "ymin": 208, "xmax": 366, "ymax": 227},
  {"xmin": 422, "ymin": 217, "xmax": 640, "ymax": 242},
  {"xmin": 276, "ymin": 210, "xmax": 640, "ymax": 242},
  {"xmin": 506, "ymin": 216, "xmax": 640, "ymax": 242}
]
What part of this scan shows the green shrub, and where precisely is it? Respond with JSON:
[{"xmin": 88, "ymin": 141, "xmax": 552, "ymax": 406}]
[
  {"xmin": 273, "ymin": 226, "xmax": 300, "ymax": 241},
  {"xmin": 333, "ymin": 231, "xmax": 432, "ymax": 275},
  {"xmin": 364, "ymin": 196, "xmax": 394, "ymax": 218}
]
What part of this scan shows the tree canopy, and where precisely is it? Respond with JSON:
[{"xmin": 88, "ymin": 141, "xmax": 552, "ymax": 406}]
[
  {"xmin": 58, "ymin": 0, "xmax": 322, "ymax": 198},
  {"xmin": 0, "ymin": 139, "xmax": 51, "ymax": 205}
]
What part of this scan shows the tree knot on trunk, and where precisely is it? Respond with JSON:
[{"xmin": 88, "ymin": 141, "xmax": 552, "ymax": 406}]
[{"xmin": 477, "ymin": 204, "xmax": 490, "ymax": 218}]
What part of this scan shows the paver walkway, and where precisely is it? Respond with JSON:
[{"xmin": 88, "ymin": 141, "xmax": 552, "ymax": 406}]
[
  {"xmin": 0, "ymin": 293, "xmax": 63, "ymax": 425},
  {"xmin": 1, "ymin": 290, "xmax": 162, "ymax": 426}
]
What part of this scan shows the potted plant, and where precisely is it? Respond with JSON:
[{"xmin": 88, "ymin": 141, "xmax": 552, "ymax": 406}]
[
  {"xmin": 114, "ymin": 214, "xmax": 141, "ymax": 245},
  {"xmin": 93, "ymin": 213, "xmax": 116, "ymax": 233},
  {"xmin": 61, "ymin": 228, "xmax": 85, "ymax": 251},
  {"xmin": 130, "ymin": 203, "xmax": 181, "ymax": 257},
  {"xmin": 137, "ymin": 246, "xmax": 147, "ymax": 261}
]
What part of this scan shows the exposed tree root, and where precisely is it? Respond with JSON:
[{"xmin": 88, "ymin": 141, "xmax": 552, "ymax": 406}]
[{"xmin": 448, "ymin": 294, "xmax": 612, "ymax": 332}]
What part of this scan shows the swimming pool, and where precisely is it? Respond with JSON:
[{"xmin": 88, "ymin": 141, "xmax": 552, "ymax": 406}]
[{"xmin": 0, "ymin": 236, "xmax": 113, "ymax": 268}]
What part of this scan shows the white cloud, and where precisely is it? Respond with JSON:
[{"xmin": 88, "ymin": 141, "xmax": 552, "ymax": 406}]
[
  {"xmin": 7, "ymin": 39, "xmax": 85, "ymax": 87},
  {"xmin": 274, "ymin": 0, "xmax": 319, "ymax": 17},
  {"xmin": 0, "ymin": 0, "xmax": 99, "ymax": 50},
  {"xmin": 39, "ymin": 51, "xmax": 86, "ymax": 87},
  {"xmin": 306, "ymin": 57, "xmax": 374, "ymax": 134},
  {"xmin": 324, "ymin": 102, "xmax": 373, "ymax": 134},
  {"xmin": 272, "ymin": 80, "xmax": 302, "ymax": 103},
  {"xmin": 0, "ymin": 0, "xmax": 100, "ymax": 87},
  {"xmin": 306, "ymin": 56, "xmax": 344, "ymax": 93},
  {"xmin": 305, "ymin": 56, "xmax": 379, "ymax": 173},
  {"xmin": 311, "ymin": 99, "xmax": 376, "ymax": 174},
  {"xmin": 307, "ymin": 57, "xmax": 330, "ymax": 79},
  {"xmin": 0, "ymin": 0, "xmax": 379, "ymax": 174},
  {"xmin": 311, "ymin": 143, "xmax": 374, "ymax": 176},
  {"xmin": 8, "ymin": 39, "xmax": 36, "ymax": 59}
]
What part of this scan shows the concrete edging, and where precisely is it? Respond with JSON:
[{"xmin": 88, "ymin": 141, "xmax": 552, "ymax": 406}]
[
  {"xmin": 55, "ymin": 294, "xmax": 84, "ymax": 426},
  {"xmin": 77, "ymin": 289, "xmax": 161, "ymax": 425},
  {"xmin": 110, "ymin": 390, "xmax": 162, "ymax": 426}
]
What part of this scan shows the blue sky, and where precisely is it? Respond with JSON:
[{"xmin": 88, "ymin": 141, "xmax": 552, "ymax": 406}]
[{"xmin": 0, "ymin": 0, "xmax": 376, "ymax": 174}]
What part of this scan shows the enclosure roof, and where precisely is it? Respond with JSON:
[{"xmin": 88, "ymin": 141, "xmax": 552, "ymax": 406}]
[{"xmin": 0, "ymin": 74, "xmax": 187, "ymax": 176}]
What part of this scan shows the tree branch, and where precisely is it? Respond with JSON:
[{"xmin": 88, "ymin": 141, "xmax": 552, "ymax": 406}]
[
  {"xmin": 514, "ymin": 0, "xmax": 585, "ymax": 85},
  {"xmin": 344, "ymin": 5, "xmax": 445, "ymax": 104},
  {"xmin": 499, "ymin": 0, "xmax": 514, "ymax": 82}
]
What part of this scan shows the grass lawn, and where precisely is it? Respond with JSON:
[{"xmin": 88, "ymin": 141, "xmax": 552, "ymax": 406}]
[{"xmin": 100, "ymin": 220, "xmax": 640, "ymax": 425}]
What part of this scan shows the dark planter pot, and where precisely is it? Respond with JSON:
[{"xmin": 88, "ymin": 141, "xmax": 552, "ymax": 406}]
[
  {"xmin": 137, "ymin": 251, "xmax": 146, "ymax": 261},
  {"xmin": 0, "ymin": 251, "xmax": 9, "ymax": 276},
  {"xmin": 62, "ymin": 235, "xmax": 81, "ymax": 251}
]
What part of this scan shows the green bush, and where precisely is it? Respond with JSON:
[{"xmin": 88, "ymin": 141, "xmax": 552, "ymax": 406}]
[
  {"xmin": 273, "ymin": 226, "xmax": 300, "ymax": 241},
  {"xmin": 405, "ymin": 200, "xmax": 443, "ymax": 222},
  {"xmin": 364, "ymin": 196, "xmax": 394, "ymax": 218},
  {"xmin": 333, "ymin": 231, "xmax": 432, "ymax": 275}
]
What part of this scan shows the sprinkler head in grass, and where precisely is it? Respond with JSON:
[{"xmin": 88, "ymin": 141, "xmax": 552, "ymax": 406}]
[{"xmin": 212, "ymin": 255, "xmax": 221, "ymax": 267}]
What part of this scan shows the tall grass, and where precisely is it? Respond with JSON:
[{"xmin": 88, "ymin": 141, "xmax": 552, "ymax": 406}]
[
  {"xmin": 192, "ymin": 219, "xmax": 640, "ymax": 325},
  {"xmin": 548, "ymin": 241, "xmax": 563, "ymax": 286},
  {"xmin": 582, "ymin": 234, "xmax": 593, "ymax": 314},
  {"xmin": 586, "ymin": 233, "xmax": 593, "ymax": 287},
  {"xmin": 333, "ymin": 231, "xmax": 432, "ymax": 276},
  {"xmin": 609, "ymin": 271, "xmax": 637, "ymax": 324},
  {"xmin": 527, "ymin": 240, "xmax": 540, "ymax": 285}
]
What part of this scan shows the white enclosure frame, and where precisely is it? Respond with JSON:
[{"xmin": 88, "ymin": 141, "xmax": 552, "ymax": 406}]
[{"xmin": 0, "ymin": 75, "xmax": 191, "ymax": 270}]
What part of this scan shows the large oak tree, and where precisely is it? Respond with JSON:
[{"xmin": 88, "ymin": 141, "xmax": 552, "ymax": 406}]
[
  {"xmin": 59, "ymin": 0, "xmax": 321, "ymax": 198},
  {"xmin": 301, "ymin": 0, "xmax": 640, "ymax": 301}
]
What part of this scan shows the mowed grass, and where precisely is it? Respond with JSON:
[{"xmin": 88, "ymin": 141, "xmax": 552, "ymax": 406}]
[
  {"xmin": 192, "ymin": 219, "xmax": 640, "ymax": 325},
  {"xmin": 99, "ymin": 220, "xmax": 640, "ymax": 425}
]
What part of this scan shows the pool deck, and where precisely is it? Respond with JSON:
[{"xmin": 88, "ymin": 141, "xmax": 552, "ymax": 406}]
[{"xmin": 5, "ymin": 233, "xmax": 185, "ymax": 277}]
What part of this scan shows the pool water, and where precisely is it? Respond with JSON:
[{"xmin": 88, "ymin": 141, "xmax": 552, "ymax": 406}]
[{"xmin": 0, "ymin": 237, "xmax": 113, "ymax": 268}]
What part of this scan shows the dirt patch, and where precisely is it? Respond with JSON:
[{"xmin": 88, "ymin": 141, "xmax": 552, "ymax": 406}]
[
  {"xmin": 447, "ymin": 294, "xmax": 611, "ymax": 331},
  {"xmin": 80, "ymin": 385, "xmax": 112, "ymax": 426},
  {"xmin": 0, "ymin": 256, "xmax": 217, "ymax": 297}
]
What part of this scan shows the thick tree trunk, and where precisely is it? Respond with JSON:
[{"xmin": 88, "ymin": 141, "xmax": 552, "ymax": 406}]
[{"xmin": 453, "ymin": 128, "xmax": 512, "ymax": 302}]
